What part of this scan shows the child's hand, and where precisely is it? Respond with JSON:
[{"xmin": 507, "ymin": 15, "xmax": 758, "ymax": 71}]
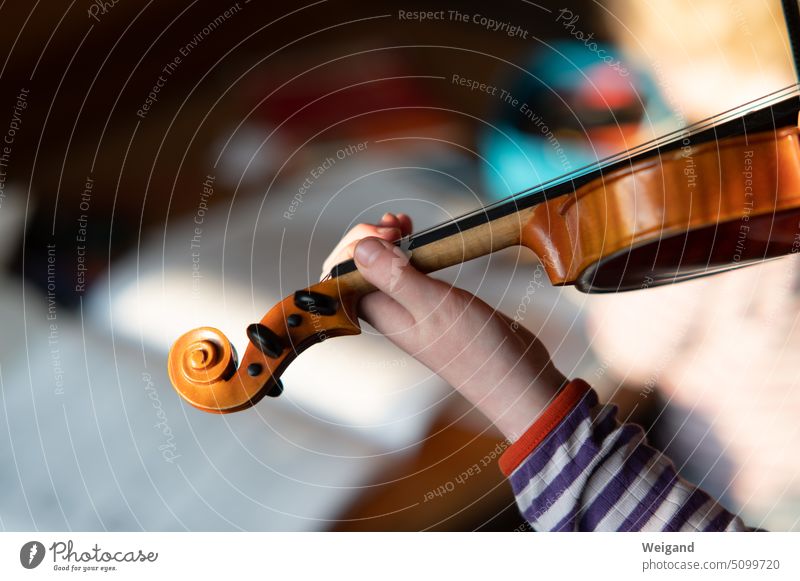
[{"xmin": 322, "ymin": 213, "xmax": 566, "ymax": 441}]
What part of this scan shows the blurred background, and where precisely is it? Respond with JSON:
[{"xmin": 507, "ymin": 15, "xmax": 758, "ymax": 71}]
[{"xmin": 1, "ymin": 0, "xmax": 799, "ymax": 531}]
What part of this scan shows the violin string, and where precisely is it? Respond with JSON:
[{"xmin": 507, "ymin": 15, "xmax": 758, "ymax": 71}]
[{"xmin": 397, "ymin": 84, "xmax": 800, "ymax": 245}]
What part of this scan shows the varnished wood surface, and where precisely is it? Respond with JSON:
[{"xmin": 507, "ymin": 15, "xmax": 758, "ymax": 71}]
[{"xmin": 523, "ymin": 127, "xmax": 800, "ymax": 288}]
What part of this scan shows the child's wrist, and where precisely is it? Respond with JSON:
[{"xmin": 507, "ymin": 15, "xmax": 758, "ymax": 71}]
[{"xmin": 488, "ymin": 367, "xmax": 567, "ymax": 442}]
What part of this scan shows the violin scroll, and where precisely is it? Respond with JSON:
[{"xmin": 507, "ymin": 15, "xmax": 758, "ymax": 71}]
[
  {"xmin": 168, "ymin": 276, "xmax": 367, "ymax": 413},
  {"xmin": 169, "ymin": 326, "xmax": 238, "ymax": 389}
]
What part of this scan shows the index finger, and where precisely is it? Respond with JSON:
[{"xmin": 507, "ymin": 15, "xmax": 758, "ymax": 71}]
[{"xmin": 320, "ymin": 214, "xmax": 414, "ymax": 277}]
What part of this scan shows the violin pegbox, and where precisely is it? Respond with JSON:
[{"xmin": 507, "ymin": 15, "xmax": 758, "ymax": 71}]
[{"xmin": 168, "ymin": 278, "xmax": 362, "ymax": 414}]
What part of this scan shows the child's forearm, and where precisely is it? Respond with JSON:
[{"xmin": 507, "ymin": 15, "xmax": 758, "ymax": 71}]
[{"xmin": 500, "ymin": 380, "xmax": 751, "ymax": 531}]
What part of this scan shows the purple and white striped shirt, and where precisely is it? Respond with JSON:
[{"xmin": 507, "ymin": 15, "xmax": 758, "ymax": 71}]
[{"xmin": 502, "ymin": 382, "xmax": 750, "ymax": 531}]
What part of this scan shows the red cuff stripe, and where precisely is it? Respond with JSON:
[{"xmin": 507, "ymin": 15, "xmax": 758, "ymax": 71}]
[{"xmin": 498, "ymin": 379, "xmax": 592, "ymax": 477}]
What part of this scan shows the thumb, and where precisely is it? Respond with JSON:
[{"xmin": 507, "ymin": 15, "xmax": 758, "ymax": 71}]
[{"xmin": 354, "ymin": 237, "xmax": 447, "ymax": 319}]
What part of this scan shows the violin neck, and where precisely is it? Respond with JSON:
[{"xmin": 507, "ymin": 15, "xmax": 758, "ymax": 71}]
[
  {"xmin": 398, "ymin": 206, "xmax": 536, "ymax": 274},
  {"xmin": 333, "ymin": 203, "xmax": 538, "ymax": 295}
]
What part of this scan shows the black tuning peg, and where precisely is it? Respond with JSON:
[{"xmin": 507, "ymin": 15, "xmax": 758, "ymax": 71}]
[
  {"xmin": 293, "ymin": 290, "xmax": 338, "ymax": 316},
  {"xmin": 266, "ymin": 378, "xmax": 284, "ymax": 398},
  {"xmin": 244, "ymin": 361, "xmax": 283, "ymax": 398},
  {"xmin": 246, "ymin": 323, "xmax": 284, "ymax": 358}
]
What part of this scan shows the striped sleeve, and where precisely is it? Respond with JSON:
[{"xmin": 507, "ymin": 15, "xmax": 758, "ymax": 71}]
[{"xmin": 499, "ymin": 379, "xmax": 751, "ymax": 531}]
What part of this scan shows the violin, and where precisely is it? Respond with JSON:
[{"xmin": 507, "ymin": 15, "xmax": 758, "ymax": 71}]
[
  {"xmin": 167, "ymin": 87, "xmax": 800, "ymax": 413},
  {"xmin": 168, "ymin": 8, "xmax": 800, "ymax": 415}
]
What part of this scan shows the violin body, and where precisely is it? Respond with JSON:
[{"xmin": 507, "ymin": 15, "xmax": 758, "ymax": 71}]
[
  {"xmin": 168, "ymin": 101, "xmax": 800, "ymax": 414},
  {"xmin": 527, "ymin": 126, "xmax": 800, "ymax": 291}
]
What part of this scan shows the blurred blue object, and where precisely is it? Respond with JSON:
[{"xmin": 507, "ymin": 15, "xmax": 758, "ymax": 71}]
[{"xmin": 480, "ymin": 40, "xmax": 672, "ymax": 201}]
